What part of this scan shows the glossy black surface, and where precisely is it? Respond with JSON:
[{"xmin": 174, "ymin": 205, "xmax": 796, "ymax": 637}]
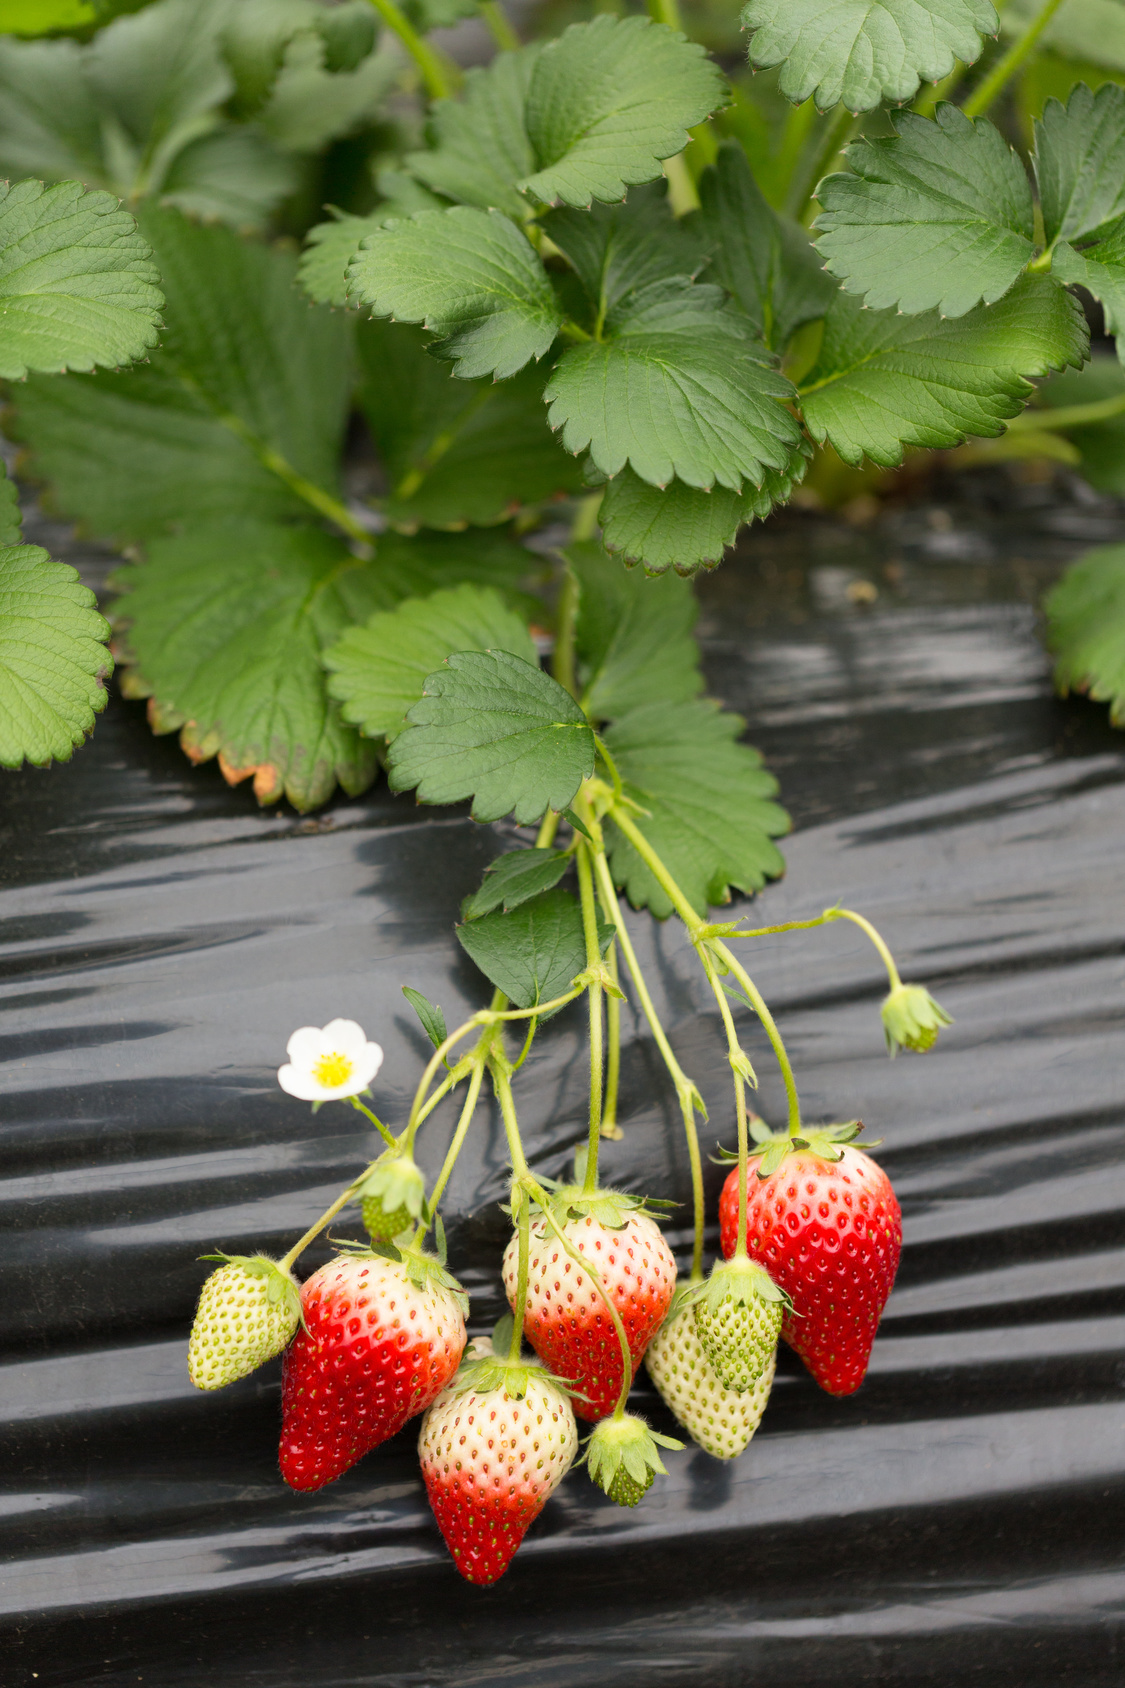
[{"xmin": 4, "ymin": 478, "xmax": 1125, "ymax": 1686}]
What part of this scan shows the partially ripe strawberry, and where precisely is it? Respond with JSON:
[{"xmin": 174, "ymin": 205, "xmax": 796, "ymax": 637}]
[
  {"xmin": 280, "ymin": 1247, "xmax": 467, "ymax": 1491},
  {"xmin": 720, "ymin": 1134, "xmax": 901, "ymax": 1395},
  {"xmin": 645, "ymin": 1296, "xmax": 776, "ymax": 1459},
  {"xmin": 188, "ymin": 1254, "xmax": 300, "ymax": 1390},
  {"xmin": 419, "ymin": 1342, "xmax": 577, "ymax": 1585},
  {"xmin": 501, "ymin": 1191, "xmax": 677, "ymax": 1421}
]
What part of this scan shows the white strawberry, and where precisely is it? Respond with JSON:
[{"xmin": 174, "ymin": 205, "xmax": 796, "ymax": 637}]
[
  {"xmin": 644, "ymin": 1295, "xmax": 776, "ymax": 1460},
  {"xmin": 187, "ymin": 1253, "xmax": 301, "ymax": 1390}
]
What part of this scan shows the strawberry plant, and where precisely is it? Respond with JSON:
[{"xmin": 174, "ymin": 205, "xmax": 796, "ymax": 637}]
[{"xmin": 2, "ymin": 0, "xmax": 1121, "ymax": 1584}]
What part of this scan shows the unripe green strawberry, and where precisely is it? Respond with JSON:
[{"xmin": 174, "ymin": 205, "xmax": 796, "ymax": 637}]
[
  {"xmin": 691, "ymin": 1258, "xmax": 785, "ymax": 1393},
  {"xmin": 357, "ymin": 1154, "xmax": 425, "ymax": 1244},
  {"xmin": 188, "ymin": 1254, "xmax": 300, "ymax": 1391},
  {"xmin": 645, "ymin": 1298, "xmax": 775, "ymax": 1459},
  {"xmin": 584, "ymin": 1411, "xmax": 681, "ymax": 1508}
]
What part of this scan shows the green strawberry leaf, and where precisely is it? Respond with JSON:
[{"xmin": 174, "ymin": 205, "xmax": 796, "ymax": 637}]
[
  {"xmin": 567, "ymin": 538, "xmax": 701, "ymax": 719},
  {"xmin": 598, "ymin": 453, "xmax": 808, "ymax": 575},
  {"xmin": 1052, "ymin": 215, "xmax": 1125, "ymax": 362},
  {"xmin": 11, "ymin": 205, "xmax": 353, "ymax": 545},
  {"xmin": 406, "ymin": 45, "xmax": 539, "ymax": 220},
  {"xmin": 323, "ymin": 582, "xmax": 537, "ymax": 743},
  {"xmin": 0, "ymin": 465, "xmax": 22, "ymax": 547},
  {"xmin": 602, "ymin": 700, "xmax": 789, "ymax": 917},
  {"xmin": 401, "ymin": 985, "xmax": 448, "ymax": 1052},
  {"xmin": 545, "ymin": 279, "xmax": 801, "ymax": 490},
  {"xmin": 299, "ymin": 178, "xmax": 446, "ymax": 307},
  {"xmin": 694, "ymin": 142, "xmax": 835, "ymax": 351},
  {"xmin": 388, "ymin": 649, "xmax": 596, "ymax": 825},
  {"xmin": 520, "ymin": 16, "xmax": 725, "ymax": 208},
  {"xmin": 541, "ymin": 189, "xmax": 705, "ymax": 328},
  {"xmin": 252, "ymin": 24, "xmax": 398, "ymax": 155},
  {"xmin": 456, "ymin": 885, "xmax": 611, "ymax": 1012},
  {"xmin": 1035, "ymin": 82, "xmax": 1125, "ymax": 247},
  {"xmin": 1045, "ymin": 542, "xmax": 1125, "ymax": 723},
  {"xmin": 0, "ymin": 544, "xmax": 113, "ymax": 769},
  {"xmin": 815, "ymin": 107, "xmax": 1035, "ymax": 318},
  {"xmin": 462, "ymin": 847, "xmax": 570, "ymax": 919},
  {"xmin": 345, "ymin": 206, "xmax": 562, "ymax": 381},
  {"xmin": 109, "ymin": 520, "xmax": 388, "ymax": 811},
  {"xmin": 798, "ymin": 275, "xmax": 1089, "ymax": 468},
  {"xmin": 740, "ymin": 0, "xmax": 997, "ymax": 112},
  {"xmin": 356, "ymin": 320, "xmax": 584, "ymax": 529},
  {"xmin": 0, "ymin": 179, "xmax": 161, "ymax": 380}
]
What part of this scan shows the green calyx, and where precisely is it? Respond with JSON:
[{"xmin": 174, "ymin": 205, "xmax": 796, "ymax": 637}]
[
  {"xmin": 332, "ymin": 1237, "xmax": 469, "ymax": 1318},
  {"xmin": 356, "ymin": 1153, "xmax": 426, "ymax": 1242},
  {"xmin": 583, "ymin": 1412, "xmax": 683, "ymax": 1508},
  {"xmin": 715, "ymin": 1117, "xmax": 869, "ymax": 1177},
  {"xmin": 198, "ymin": 1252, "xmax": 302, "ymax": 1324},
  {"xmin": 690, "ymin": 1256, "xmax": 789, "ymax": 1316},
  {"xmin": 545, "ymin": 1181, "xmax": 675, "ymax": 1230},
  {"xmin": 881, "ymin": 983, "xmax": 953, "ymax": 1055}
]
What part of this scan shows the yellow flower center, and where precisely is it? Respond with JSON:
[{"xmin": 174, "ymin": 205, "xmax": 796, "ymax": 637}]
[{"xmin": 312, "ymin": 1050, "xmax": 354, "ymax": 1088}]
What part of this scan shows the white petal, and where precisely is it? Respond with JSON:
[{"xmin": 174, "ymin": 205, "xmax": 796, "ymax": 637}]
[
  {"xmin": 320, "ymin": 1018, "xmax": 370, "ymax": 1059},
  {"xmin": 278, "ymin": 1063, "xmax": 324, "ymax": 1101},
  {"xmin": 286, "ymin": 1026, "xmax": 327, "ymax": 1067},
  {"xmin": 352, "ymin": 1043, "xmax": 384, "ymax": 1089}
]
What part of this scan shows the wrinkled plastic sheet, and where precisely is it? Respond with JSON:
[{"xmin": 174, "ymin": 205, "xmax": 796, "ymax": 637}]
[{"xmin": 4, "ymin": 486, "xmax": 1125, "ymax": 1687}]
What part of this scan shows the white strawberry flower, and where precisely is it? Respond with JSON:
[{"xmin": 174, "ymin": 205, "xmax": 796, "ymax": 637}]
[{"xmin": 278, "ymin": 1018, "xmax": 383, "ymax": 1102}]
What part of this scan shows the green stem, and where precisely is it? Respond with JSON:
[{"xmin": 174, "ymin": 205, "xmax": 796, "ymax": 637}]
[
  {"xmin": 576, "ymin": 836, "xmax": 605, "ymax": 1193},
  {"xmin": 606, "ymin": 803, "xmax": 704, "ymax": 935},
  {"xmin": 536, "ymin": 809, "xmax": 562, "ymax": 850},
  {"xmin": 509, "ymin": 1186, "xmax": 531, "ymax": 1360},
  {"xmin": 591, "ymin": 846, "xmax": 706, "ymax": 1282},
  {"xmin": 426, "ymin": 1059, "xmax": 486, "ymax": 1215},
  {"xmin": 788, "ymin": 105, "xmax": 860, "ymax": 224},
  {"xmin": 663, "ymin": 152, "xmax": 700, "ymax": 216},
  {"xmin": 525, "ymin": 1175, "xmax": 635, "ymax": 1417},
  {"xmin": 364, "ymin": 0, "xmax": 458, "ymax": 100},
  {"xmin": 347, "ymin": 1094, "xmax": 397, "ymax": 1148},
  {"xmin": 602, "ymin": 939, "xmax": 622, "ymax": 1140},
  {"xmin": 278, "ymin": 1176, "xmax": 365, "ymax": 1273},
  {"xmin": 477, "ymin": 0, "xmax": 520, "ymax": 50},
  {"xmin": 493, "ymin": 1062, "xmax": 530, "ymax": 1180},
  {"xmin": 831, "ymin": 908, "xmax": 902, "ymax": 991},
  {"xmin": 1012, "ymin": 391, "xmax": 1125, "ymax": 432},
  {"xmin": 646, "ymin": 0, "xmax": 683, "ymax": 28},
  {"xmin": 699, "ymin": 948, "xmax": 750, "ymax": 1260},
  {"xmin": 962, "ymin": 0, "xmax": 1069, "ymax": 117},
  {"xmin": 710, "ymin": 940, "xmax": 802, "ymax": 1138}
]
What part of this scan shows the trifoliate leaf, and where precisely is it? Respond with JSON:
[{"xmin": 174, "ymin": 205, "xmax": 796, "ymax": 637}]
[
  {"xmin": 456, "ymin": 886, "xmax": 611, "ymax": 1012},
  {"xmin": 11, "ymin": 205, "xmax": 352, "ymax": 544},
  {"xmin": 1045, "ymin": 542, "xmax": 1125, "ymax": 723},
  {"xmin": 462, "ymin": 848, "xmax": 570, "ymax": 919},
  {"xmin": 356, "ymin": 319, "xmax": 584, "ymax": 529},
  {"xmin": 520, "ymin": 16, "xmax": 725, "ymax": 208},
  {"xmin": 815, "ymin": 107, "xmax": 1035, "ymax": 318},
  {"xmin": 1052, "ymin": 216, "xmax": 1125, "ymax": 362},
  {"xmin": 694, "ymin": 142, "xmax": 835, "ymax": 351},
  {"xmin": 345, "ymin": 207, "xmax": 562, "ymax": 381},
  {"xmin": 388, "ymin": 649, "xmax": 595, "ymax": 825},
  {"xmin": 740, "ymin": 0, "xmax": 997, "ymax": 112},
  {"xmin": 299, "ymin": 179, "xmax": 446, "ymax": 307},
  {"xmin": 541, "ymin": 189, "xmax": 705, "ymax": 328},
  {"xmin": 598, "ymin": 454, "xmax": 807, "ymax": 575},
  {"xmin": 798, "ymin": 275, "xmax": 1089, "ymax": 468},
  {"xmin": 567, "ymin": 538, "xmax": 701, "ymax": 719},
  {"xmin": 602, "ymin": 700, "xmax": 788, "ymax": 917},
  {"xmin": 406, "ymin": 46, "xmax": 539, "ymax": 220},
  {"xmin": 401, "ymin": 986, "xmax": 447, "ymax": 1052},
  {"xmin": 0, "ymin": 466, "xmax": 22, "ymax": 547},
  {"xmin": 110, "ymin": 521, "xmax": 385, "ymax": 811},
  {"xmin": 1034, "ymin": 356, "xmax": 1125, "ymax": 492},
  {"xmin": 0, "ymin": 179, "xmax": 161, "ymax": 380},
  {"xmin": 1035, "ymin": 82, "xmax": 1125, "ymax": 246},
  {"xmin": 0, "ymin": 544, "xmax": 112, "ymax": 769},
  {"xmin": 323, "ymin": 582, "xmax": 537, "ymax": 742},
  {"xmin": 253, "ymin": 25, "xmax": 398, "ymax": 154},
  {"xmin": 545, "ymin": 279, "xmax": 801, "ymax": 490}
]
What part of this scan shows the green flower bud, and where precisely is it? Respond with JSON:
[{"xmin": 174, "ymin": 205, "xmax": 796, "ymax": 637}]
[{"xmin": 881, "ymin": 983, "xmax": 952, "ymax": 1055}]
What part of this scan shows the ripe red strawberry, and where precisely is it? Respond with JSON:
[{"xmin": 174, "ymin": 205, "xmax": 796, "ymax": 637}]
[
  {"xmin": 419, "ymin": 1341, "xmax": 578, "ymax": 1585},
  {"xmin": 280, "ymin": 1247, "xmax": 467, "ymax": 1491},
  {"xmin": 501, "ymin": 1190, "xmax": 676, "ymax": 1421},
  {"xmin": 719, "ymin": 1128, "xmax": 901, "ymax": 1396}
]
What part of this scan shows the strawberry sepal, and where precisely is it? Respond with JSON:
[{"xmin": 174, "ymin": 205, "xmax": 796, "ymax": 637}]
[{"xmin": 582, "ymin": 1412, "xmax": 683, "ymax": 1508}]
